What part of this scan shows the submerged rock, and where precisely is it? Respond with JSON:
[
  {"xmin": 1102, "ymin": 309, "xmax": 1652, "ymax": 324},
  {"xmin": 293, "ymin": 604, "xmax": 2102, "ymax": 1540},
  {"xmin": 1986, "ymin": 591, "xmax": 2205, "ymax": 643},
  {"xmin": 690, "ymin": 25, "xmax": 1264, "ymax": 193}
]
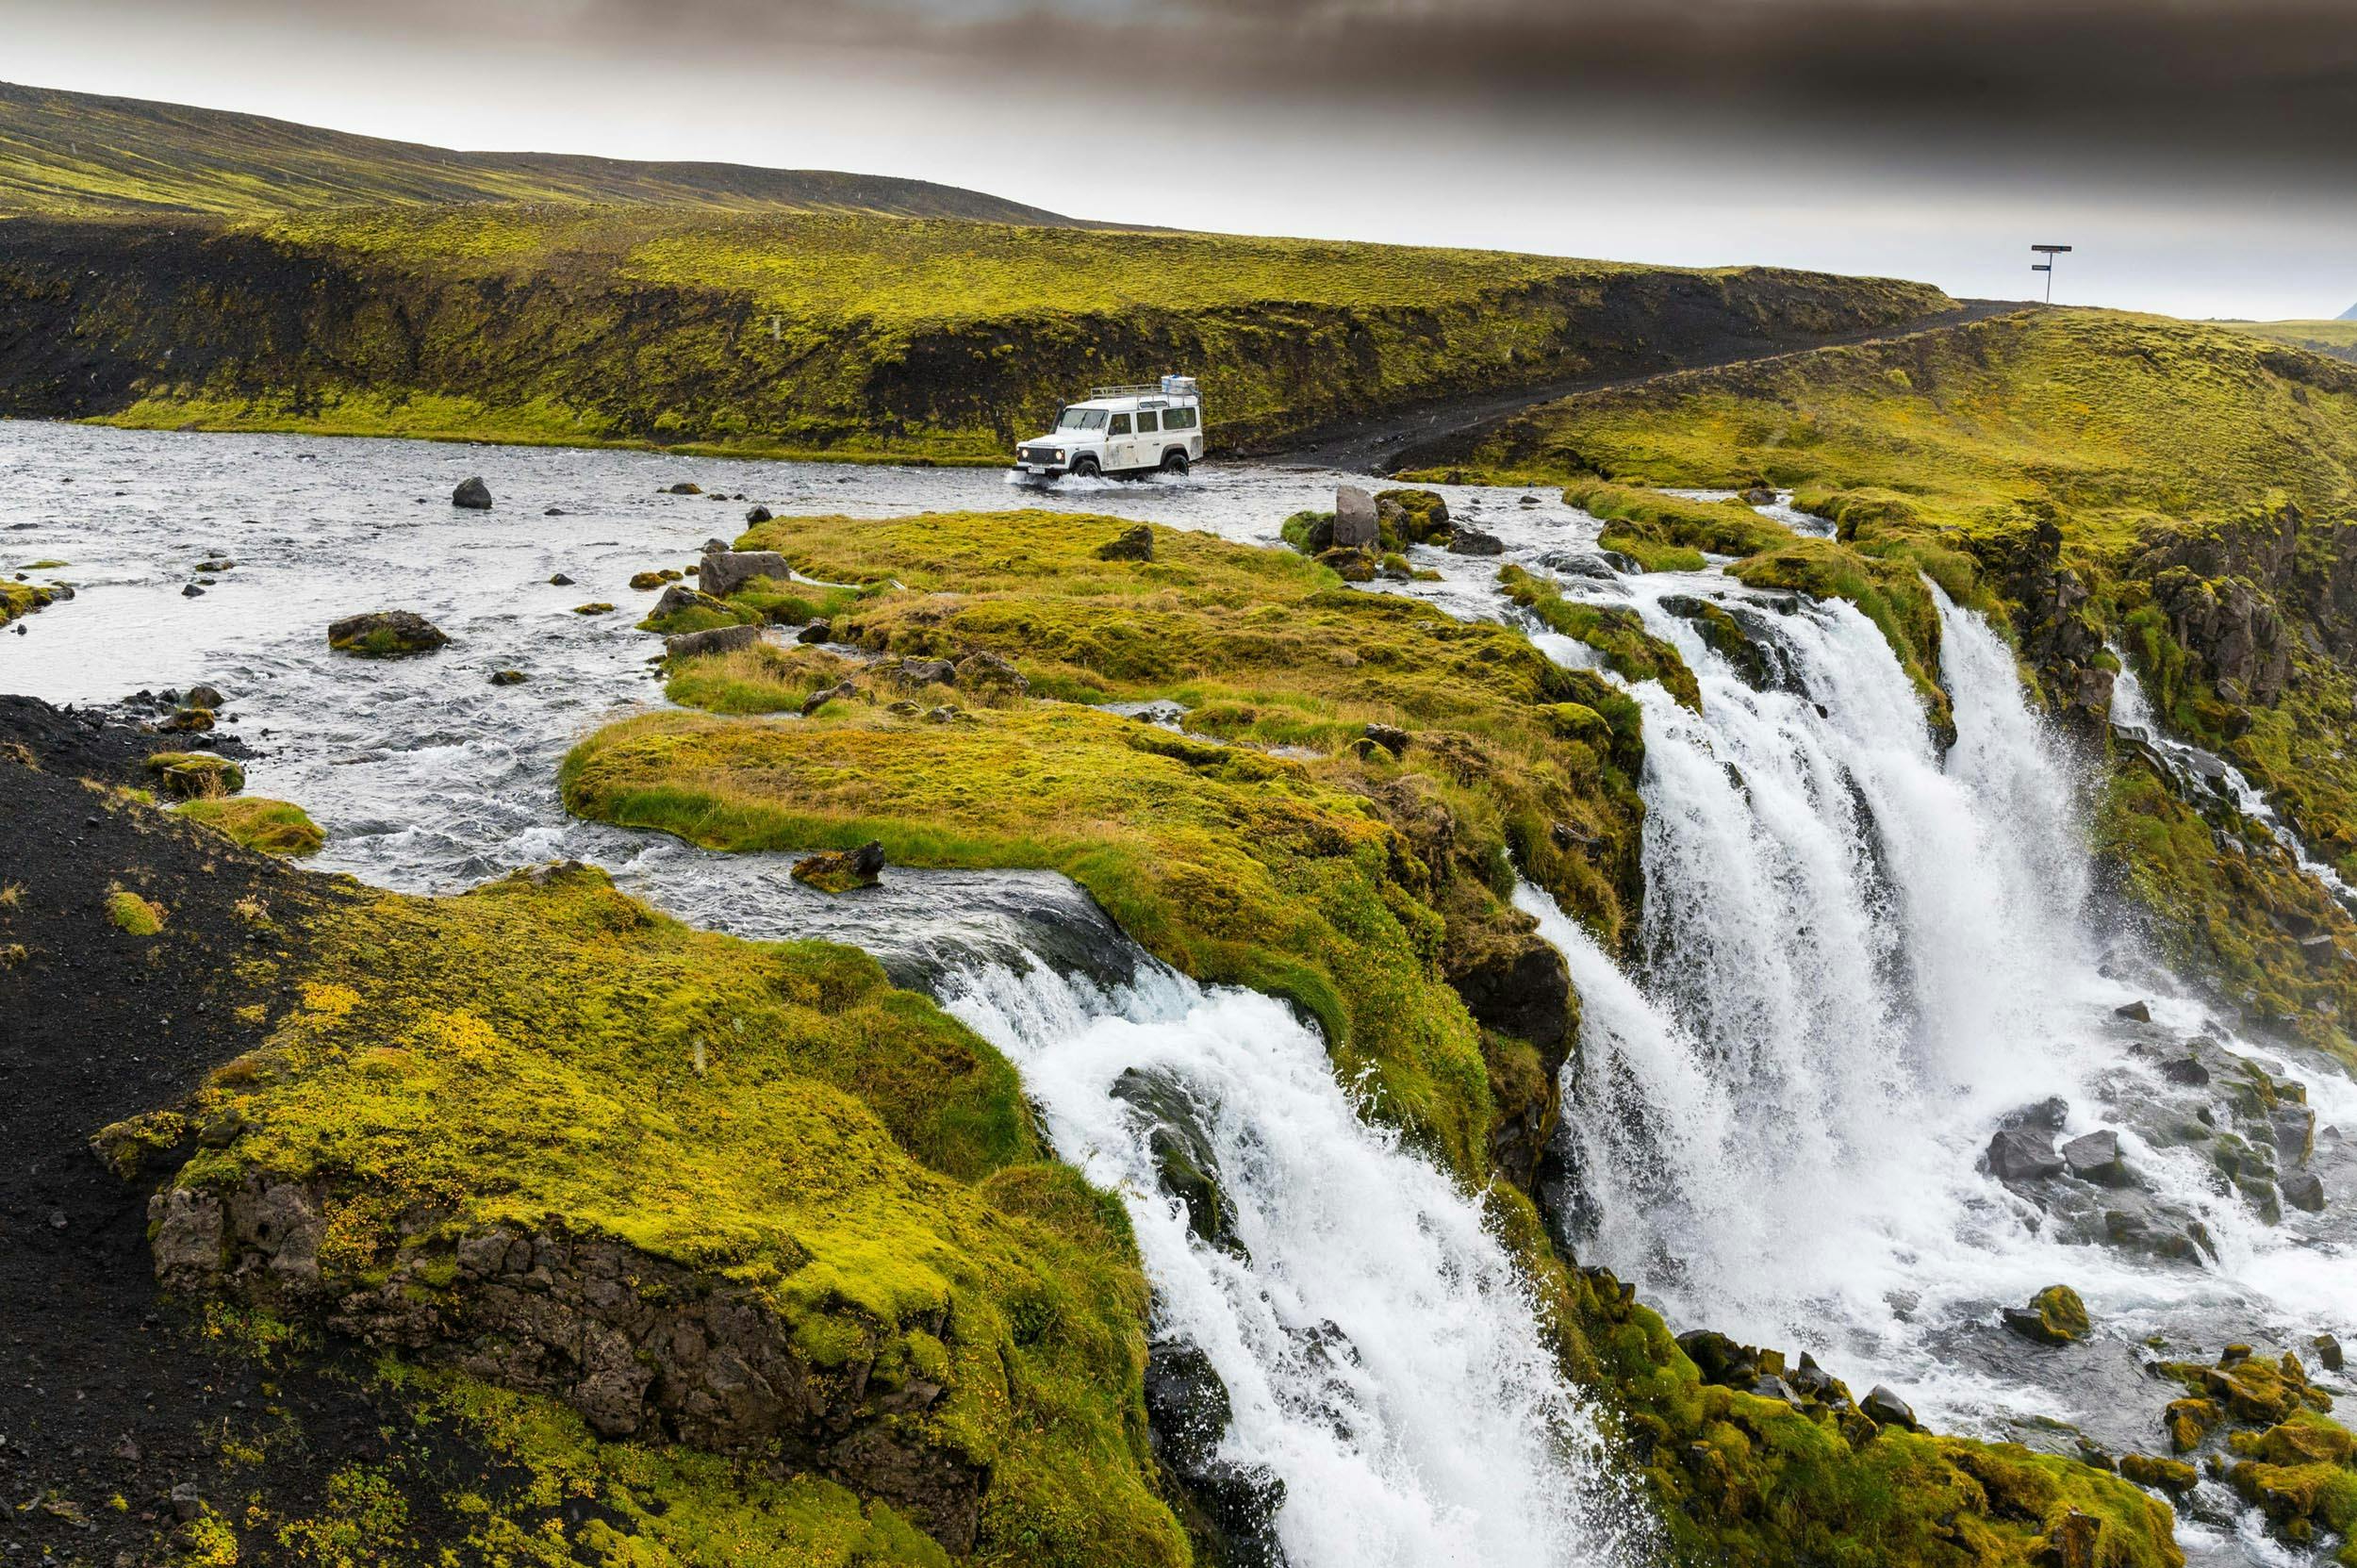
[
  {"xmin": 488, "ymin": 669, "xmax": 528, "ymax": 686},
  {"xmin": 326, "ymin": 610, "xmax": 449, "ymax": 658},
  {"xmin": 1143, "ymin": 1340, "xmax": 1287, "ymax": 1568},
  {"xmin": 1112, "ymin": 1066, "xmax": 1240, "ymax": 1253},
  {"xmin": 452, "ymin": 476, "xmax": 492, "ymax": 510},
  {"xmin": 790, "ymin": 841, "xmax": 884, "ymax": 894}
]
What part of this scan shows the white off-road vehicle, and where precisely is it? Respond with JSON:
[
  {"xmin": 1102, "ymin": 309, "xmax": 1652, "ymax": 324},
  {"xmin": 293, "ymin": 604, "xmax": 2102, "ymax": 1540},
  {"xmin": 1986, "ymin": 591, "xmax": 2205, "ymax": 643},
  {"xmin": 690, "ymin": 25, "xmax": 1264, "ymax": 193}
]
[{"xmin": 1014, "ymin": 376, "xmax": 1203, "ymax": 481}]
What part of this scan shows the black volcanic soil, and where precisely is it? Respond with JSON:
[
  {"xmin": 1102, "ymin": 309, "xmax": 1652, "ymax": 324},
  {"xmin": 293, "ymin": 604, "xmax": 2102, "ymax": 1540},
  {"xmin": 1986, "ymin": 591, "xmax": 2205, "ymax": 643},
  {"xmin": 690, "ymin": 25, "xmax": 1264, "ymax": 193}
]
[{"xmin": 0, "ymin": 699, "xmax": 511, "ymax": 1565}]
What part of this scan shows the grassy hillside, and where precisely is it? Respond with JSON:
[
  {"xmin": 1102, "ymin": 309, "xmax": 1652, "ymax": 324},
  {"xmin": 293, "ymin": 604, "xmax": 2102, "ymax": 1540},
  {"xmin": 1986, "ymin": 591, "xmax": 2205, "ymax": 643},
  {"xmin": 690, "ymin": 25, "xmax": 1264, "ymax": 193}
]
[
  {"xmin": 0, "ymin": 79, "xmax": 1079, "ymax": 223},
  {"xmin": 2222, "ymin": 319, "xmax": 2357, "ymax": 365},
  {"xmin": 0, "ymin": 204, "xmax": 1954, "ymax": 461},
  {"xmin": 1416, "ymin": 307, "xmax": 2357, "ymax": 1053}
]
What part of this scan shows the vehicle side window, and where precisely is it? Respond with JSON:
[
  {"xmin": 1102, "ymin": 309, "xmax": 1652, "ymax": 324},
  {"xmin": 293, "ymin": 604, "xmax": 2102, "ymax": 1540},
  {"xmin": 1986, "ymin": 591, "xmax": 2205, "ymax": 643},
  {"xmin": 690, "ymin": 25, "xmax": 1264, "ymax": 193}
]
[
  {"xmin": 1165, "ymin": 407, "xmax": 1196, "ymax": 431},
  {"xmin": 1136, "ymin": 410, "xmax": 1160, "ymax": 434},
  {"xmin": 1109, "ymin": 412, "xmax": 1132, "ymax": 436}
]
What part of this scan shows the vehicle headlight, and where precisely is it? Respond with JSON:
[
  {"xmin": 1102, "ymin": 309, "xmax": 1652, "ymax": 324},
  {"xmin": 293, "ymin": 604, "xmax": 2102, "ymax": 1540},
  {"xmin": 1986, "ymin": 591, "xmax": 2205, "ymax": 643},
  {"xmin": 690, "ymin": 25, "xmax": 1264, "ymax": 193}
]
[{"xmin": 1054, "ymin": 449, "xmax": 1066, "ymax": 461}]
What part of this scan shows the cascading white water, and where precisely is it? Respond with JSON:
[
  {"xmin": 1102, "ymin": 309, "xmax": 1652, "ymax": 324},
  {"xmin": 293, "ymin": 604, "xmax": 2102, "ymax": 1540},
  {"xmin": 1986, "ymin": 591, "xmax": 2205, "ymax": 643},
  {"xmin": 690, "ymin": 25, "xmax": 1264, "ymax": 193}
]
[
  {"xmin": 2112, "ymin": 658, "xmax": 2357, "ymax": 908},
  {"xmin": 1523, "ymin": 576, "xmax": 2308, "ymax": 1423},
  {"xmin": 939, "ymin": 956, "xmax": 1645, "ymax": 1568}
]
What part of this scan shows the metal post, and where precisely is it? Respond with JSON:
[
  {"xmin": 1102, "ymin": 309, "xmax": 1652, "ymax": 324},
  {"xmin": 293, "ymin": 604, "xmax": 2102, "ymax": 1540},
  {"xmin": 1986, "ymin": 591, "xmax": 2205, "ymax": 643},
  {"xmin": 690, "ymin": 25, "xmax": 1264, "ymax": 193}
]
[{"xmin": 2032, "ymin": 244, "xmax": 2073, "ymax": 304}]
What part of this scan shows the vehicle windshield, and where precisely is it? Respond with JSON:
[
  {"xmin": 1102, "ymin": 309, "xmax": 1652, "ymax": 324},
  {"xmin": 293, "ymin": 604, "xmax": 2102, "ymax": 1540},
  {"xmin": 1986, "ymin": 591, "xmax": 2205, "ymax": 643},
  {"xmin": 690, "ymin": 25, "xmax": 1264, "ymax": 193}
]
[{"xmin": 1054, "ymin": 407, "xmax": 1109, "ymax": 432}]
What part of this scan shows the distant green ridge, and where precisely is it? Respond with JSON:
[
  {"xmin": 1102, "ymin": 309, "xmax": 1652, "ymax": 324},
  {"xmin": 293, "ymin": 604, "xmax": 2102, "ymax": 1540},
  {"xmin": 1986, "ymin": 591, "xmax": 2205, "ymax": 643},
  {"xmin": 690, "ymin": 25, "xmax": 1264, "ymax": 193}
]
[{"xmin": 0, "ymin": 78, "xmax": 1087, "ymax": 223}]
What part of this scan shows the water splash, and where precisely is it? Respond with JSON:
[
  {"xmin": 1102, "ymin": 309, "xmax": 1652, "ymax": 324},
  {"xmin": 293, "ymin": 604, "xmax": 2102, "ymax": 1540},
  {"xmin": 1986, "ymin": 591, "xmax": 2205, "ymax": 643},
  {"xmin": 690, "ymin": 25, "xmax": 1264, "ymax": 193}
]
[{"xmin": 942, "ymin": 956, "xmax": 1647, "ymax": 1568}]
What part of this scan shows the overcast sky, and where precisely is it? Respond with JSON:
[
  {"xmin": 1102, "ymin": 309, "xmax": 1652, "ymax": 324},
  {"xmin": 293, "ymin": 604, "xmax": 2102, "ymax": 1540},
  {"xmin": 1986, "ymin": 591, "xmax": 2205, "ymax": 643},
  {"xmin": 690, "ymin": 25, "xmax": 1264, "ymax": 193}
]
[{"xmin": 6, "ymin": 0, "xmax": 2353, "ymax": 320}]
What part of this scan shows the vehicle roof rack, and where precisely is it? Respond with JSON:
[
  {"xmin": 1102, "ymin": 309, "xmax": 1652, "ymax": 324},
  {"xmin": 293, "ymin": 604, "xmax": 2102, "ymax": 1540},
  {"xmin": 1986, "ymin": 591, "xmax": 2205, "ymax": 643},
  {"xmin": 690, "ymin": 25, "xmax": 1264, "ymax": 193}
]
[{"xmin": 1088, "ymin": 384, "xmax": 1167, "ymax": 399}]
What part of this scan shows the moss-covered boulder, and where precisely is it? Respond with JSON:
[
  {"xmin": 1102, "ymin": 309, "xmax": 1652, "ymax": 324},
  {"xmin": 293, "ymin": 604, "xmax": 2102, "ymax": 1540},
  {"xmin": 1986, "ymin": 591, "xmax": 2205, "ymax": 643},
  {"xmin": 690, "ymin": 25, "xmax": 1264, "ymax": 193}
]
[
  {"xmin": 2002, "ymin": 1285, "xmax": 2091, "ymax": 1346},
  {"xmin": 175, "ymin": 796, "xmax": 325, "ymax": 857},
  {"xmin": 326, "ymin": 609, "xmax": 448, "ymax": 658},
  {"xmin": 144, "ymin": 751, "xmax": 244, "ymax": 799}
]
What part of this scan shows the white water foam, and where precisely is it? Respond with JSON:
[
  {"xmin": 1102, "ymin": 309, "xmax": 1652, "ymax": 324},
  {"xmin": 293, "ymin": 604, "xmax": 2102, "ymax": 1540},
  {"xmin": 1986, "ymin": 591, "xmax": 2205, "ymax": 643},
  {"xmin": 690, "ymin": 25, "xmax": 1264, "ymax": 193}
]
[
  {"xmin": 2112, "ymin": 658, "xmax": 2357, "ymax": 908},
  {"xmin": 1517, "ymin": 576, "xmax": 2337, "ymax": 1432},
  {"xmin": 940, "ymin": 957, "xmax": 1644, "ymax": 1568}
]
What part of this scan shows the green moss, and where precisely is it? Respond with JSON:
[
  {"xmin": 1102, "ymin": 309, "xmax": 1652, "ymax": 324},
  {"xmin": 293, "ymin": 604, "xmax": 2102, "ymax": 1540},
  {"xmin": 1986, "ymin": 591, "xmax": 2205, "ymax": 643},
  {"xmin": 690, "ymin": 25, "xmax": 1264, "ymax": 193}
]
[
  {"xmin": 1569, "ymin": 480, "xmax": 1790, "ymax": 559},
  {"xmin": 1497, "ymin": 564, "xmax": 1701, "ymax": 709},
  {"xmin": 145, "ymin": 751, "xmax": 246, "ymax": 799},
  {"xmin": 105, "ymin": 885, "xmax": 166, "ymax": 936},
  {"xmin": 1555, "ymin": 1264, "xmax": 2183, "ymax": 1568},
  {"xmin": 176, "ymin": 797, "xmax": 326, "ymax": 857},
  {"xmin": 0, "ymin": 578, "xmax": 59, "ymax": 626},
  {"xmin": 1729, "ymin": 535, "xmax": 1954, "ymax": 734},
  {"xmin": 566, "ymin": 509, "xmax": 1665, "ymax": 1180},
  {"xmin": 165, "ymin": 862, "xmax": 1182, "ymax": 1566},
  {"xmin": 663, "ymin": 643, "xmax": 857, "ymax": 715}
]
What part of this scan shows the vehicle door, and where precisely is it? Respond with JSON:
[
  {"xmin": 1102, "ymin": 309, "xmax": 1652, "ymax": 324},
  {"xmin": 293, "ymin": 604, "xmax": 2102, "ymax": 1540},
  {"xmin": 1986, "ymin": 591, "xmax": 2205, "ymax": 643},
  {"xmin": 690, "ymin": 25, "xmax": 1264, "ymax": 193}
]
[
  {"xmin": 1106, "ymin": 410, "xmax": 1137, "ymax": 472},
  {"xmin": 1133, "ymin": 408, "xmax": 1162, "ymax": 470}
]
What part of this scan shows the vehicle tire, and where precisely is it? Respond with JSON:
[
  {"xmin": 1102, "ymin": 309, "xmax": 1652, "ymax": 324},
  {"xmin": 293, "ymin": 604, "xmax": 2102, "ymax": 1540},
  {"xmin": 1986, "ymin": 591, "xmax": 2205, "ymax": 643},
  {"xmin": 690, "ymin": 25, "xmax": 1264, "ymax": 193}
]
[
  {"xmin": 1161, "ymin": 448, "xmax": 1190, "ymax": 474},
  {"xmin": 1072, "ymin": 456, "xmax": 1100, "ymax": 479}
]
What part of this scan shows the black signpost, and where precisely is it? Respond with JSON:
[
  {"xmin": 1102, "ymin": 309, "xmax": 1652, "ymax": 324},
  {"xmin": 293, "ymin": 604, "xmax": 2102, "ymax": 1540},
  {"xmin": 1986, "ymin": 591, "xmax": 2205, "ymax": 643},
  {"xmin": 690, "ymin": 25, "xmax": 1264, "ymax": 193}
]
[{"xmin": 2031, "ymin": 244, "xmax": 2074, "ymax": 304}]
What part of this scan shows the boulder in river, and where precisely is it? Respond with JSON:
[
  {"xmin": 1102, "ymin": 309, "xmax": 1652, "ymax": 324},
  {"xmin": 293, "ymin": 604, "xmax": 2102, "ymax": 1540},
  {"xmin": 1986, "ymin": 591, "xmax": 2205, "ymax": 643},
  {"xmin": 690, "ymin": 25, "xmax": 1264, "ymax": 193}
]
[
  {"xmin": 452, "ymin": 476, "xmax": 492, "ymax": 510},
  {"xmin": 1113, "ymin": 1067, "xmax": 1240, "ymax": 1254},
  {"xmin": 745, "ymin": 505, "xmax": 772, "ymax": 524},
  {"xmin": 664, "ymin": 624, "xmax": 762, "ymax": 662},
  {"xmin": 1447, "ymin": 525, "xmax": 1506, "ymax": 556},
  {"xmin": 327, "ymin": 610, "xmax": 449, "ymax": 658},
  {"xmin": 2002, "ymin": 1284, "xmax": 2090, "ymax": 1346},
  {"xmin": 698, "ymin": 550, "xmax": 791, "ymax": 598},
  {"xmin": 1142, "ymin": 1339, "xmax": 1287, "ymax": 1568},
  {"xmin": 665, "ymin": 482, "xmax": 703, "ymax": 495},
  {"xmin": 2062, "ymin": 1130, "xmax": 2131, "ymax": 1186},
  {"xmin": 2281, "ymin": 1169, "xmax": 2326, "ymax": 1213},
  {"xmin": 1332, "ymin": 486, "xmax": 1379, "ymax": 550},
  {"xmin": 1986, "ymin": 1127, "xmax": 2065, "ymax": 1182},
  {"xmin": 186, "ymin": 684, "xmax": 224, "ymax": 710},
  {"xmin": 2116, "ymin": 999, "xmax": 2153, "ymax": 1022},
  {"xmin": 488, "ymin": 669, "xmax": 529, "ymax": 686},
  {"xmin": 790, "ymin": 841, "xmax": 884, "ymax": 894}
]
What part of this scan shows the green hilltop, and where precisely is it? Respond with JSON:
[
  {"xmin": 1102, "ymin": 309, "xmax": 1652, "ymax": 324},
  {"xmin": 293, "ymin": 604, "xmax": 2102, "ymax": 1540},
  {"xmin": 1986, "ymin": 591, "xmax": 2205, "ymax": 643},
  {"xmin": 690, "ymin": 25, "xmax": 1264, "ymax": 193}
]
[{"xmin": 0, "ymin": 79, "xmax": 1082, "ymax": 223}]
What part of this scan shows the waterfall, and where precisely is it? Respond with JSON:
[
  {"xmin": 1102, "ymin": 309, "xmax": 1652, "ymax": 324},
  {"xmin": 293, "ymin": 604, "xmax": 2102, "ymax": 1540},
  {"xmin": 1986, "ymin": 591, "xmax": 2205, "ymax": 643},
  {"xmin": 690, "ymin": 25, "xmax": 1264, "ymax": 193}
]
[
  {"xmin": 1523, "ymin": 575, "xmax": 2296, "ymax": 1418},
  {"xmin": 2112, "ymin": 659, "xmax": 2357, "ymax": 908},
  {"xmin": 939, "ymin": 956, "xmax": 1644, "ymax": 1568}
]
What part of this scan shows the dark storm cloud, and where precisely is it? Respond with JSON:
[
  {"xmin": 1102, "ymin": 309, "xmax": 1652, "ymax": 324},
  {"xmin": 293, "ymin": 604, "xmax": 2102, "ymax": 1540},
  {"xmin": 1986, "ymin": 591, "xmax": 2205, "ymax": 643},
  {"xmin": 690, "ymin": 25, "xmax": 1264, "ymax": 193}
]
[{"xmin": 373, "ymin": 0, "xmax": 2351, "ymax": 181}]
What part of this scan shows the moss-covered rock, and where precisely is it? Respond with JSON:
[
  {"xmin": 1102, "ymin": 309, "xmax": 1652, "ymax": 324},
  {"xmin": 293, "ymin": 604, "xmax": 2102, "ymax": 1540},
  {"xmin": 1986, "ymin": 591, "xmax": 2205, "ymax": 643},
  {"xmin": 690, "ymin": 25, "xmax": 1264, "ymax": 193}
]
[
  {"xmin": 144, "ymin": 751, "xmax": 245, "ymax": 799},
  {"xmin": 1498, "ymin": 563, "xmax": 1702, "ymax": 710},
  {"xmin": 326, "ymin": 610, "xmax": 449, "ymax": 658},
  {"xmin": 174, "ymin": 796, "xmax": 326, "ymax": 857},
  {"xmin": 131, "ymin": 861, "xmax": 1187, "ymax": 1567},
  {"xmin": 2002, "ymin": 1285, "xmax": 2090, "ymax": 1346}
]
